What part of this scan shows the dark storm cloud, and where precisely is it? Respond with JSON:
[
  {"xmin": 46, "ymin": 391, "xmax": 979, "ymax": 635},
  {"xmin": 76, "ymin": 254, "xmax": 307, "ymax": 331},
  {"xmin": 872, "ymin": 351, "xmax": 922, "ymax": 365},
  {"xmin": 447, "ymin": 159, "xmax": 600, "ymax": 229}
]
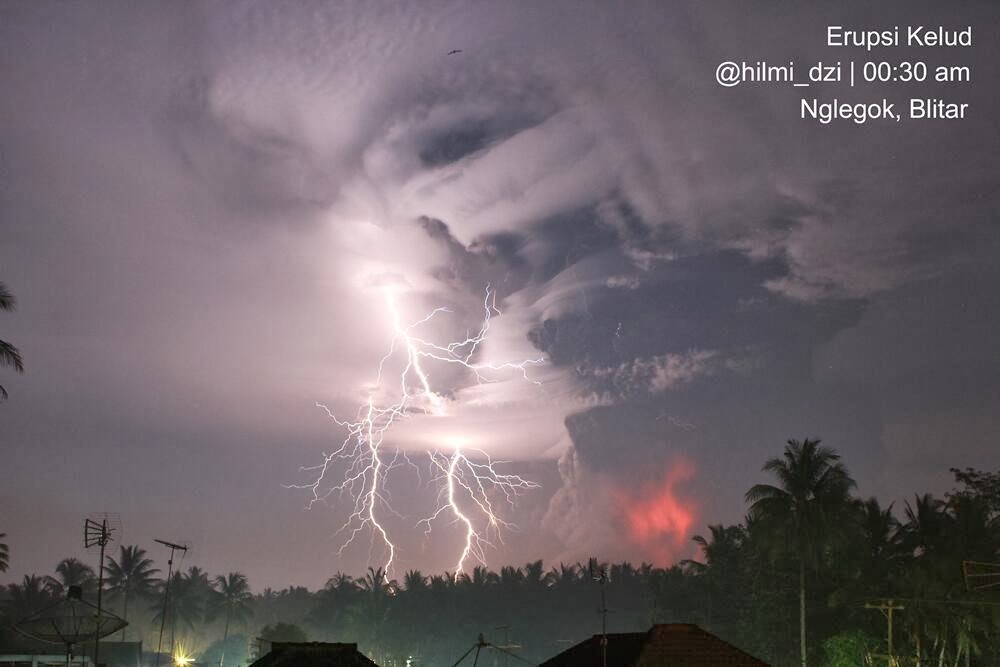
[
  {"xmin": 417, "ymin": 108, "xmax": 548, "ymax": 169},
  {"xmin": 2, "ymin": 0, "xmax": 998, "ymax": 580}
]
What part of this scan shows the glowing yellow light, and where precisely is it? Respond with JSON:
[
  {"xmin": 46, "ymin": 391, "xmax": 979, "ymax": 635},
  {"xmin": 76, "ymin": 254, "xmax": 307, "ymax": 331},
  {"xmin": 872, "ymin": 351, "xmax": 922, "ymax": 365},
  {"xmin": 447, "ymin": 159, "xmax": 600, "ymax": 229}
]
[{"xmin": 174, "ymin": 654, "xmax": 192, "ymax": 667}]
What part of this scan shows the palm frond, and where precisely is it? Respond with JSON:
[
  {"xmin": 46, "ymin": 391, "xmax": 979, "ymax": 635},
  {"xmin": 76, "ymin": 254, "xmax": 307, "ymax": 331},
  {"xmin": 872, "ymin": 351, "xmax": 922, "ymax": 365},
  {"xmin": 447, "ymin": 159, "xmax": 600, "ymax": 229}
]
[
  {"xmin": 0, "ymin": 283, "xmax": 16, "ymax": 312},
  {"xmin": 0, "ymin": 341, "xmax": 23, "ymax": 373}
]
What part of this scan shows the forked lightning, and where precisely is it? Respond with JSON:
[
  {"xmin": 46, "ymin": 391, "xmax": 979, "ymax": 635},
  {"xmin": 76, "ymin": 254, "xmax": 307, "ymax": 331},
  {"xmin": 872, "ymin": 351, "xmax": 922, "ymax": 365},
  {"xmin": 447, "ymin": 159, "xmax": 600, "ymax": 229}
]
[{"xmin": 289, "ymin": 287, "xmax": 542, "ymax": 580}]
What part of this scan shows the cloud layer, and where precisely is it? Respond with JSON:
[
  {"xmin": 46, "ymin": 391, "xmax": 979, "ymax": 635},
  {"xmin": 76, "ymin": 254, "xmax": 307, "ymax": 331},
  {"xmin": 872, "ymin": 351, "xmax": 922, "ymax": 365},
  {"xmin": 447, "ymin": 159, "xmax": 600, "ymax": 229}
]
[{"xmin": 1, "ymin": 0, "xmax": 997, "ymax": 583}]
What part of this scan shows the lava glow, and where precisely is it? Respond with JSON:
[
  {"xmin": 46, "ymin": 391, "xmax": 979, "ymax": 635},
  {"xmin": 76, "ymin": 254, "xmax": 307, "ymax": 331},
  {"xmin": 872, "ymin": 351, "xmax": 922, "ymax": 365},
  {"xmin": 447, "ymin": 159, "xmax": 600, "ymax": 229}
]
[
  {"xmin": 290, "ymin": 287, "xmax": 543, "ymax": 579},
  {"xmin": 618, "ymin": 458, "xmax": 698, "ymax": 562}
]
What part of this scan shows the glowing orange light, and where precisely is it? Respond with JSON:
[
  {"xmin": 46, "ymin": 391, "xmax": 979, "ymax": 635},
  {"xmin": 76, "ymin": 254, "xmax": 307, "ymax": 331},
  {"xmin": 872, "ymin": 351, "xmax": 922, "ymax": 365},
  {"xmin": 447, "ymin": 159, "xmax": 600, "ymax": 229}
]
[{"xmin": 617, "ymin": 458, "xmax": 698, "ymax": 562}]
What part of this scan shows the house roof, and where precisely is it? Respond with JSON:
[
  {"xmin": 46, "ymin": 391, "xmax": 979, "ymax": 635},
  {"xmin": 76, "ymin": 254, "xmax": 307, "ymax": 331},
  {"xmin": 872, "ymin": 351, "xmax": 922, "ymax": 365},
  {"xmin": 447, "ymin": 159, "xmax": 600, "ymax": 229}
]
[
  {"xmin": 248, "ymin": 642, "xmax": 379, "ymax": 667},
  {"xmin": 540, "ymin": 623, "xmax": 770, "ymax": 667}
]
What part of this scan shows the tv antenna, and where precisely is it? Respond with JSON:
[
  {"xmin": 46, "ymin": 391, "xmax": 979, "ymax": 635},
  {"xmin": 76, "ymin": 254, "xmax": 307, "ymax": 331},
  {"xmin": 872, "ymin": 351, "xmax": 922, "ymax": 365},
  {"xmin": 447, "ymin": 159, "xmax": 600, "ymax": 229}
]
[
  {"xmin": 84, "ymin": 513, "xmax": 120, "ymax": 667},
  {"xmin": 963, "ymin": 560, "xmax": 1000, "ymax": 591},
  {"xmin": 153, "ymin": 538, "xmax": 188, "ymax": 667},
  {"xmin": 589, "ymin": 561, "xmax": 612, "ymax": 667},
  {"xmin": 449, "ymin": 633, "xmax": 533, "ymax": 667}
]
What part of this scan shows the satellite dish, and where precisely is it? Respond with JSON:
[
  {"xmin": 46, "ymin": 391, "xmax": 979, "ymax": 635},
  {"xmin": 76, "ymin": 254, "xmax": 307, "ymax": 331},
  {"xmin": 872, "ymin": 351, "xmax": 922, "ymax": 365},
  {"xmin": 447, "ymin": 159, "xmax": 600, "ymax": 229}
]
[
  {"xmin": 14, "ymin": 586, "xmax": 128, "ymax": 667},
  {"xmin": 450, "ymin": 633, "xmax": 532, "ymax": 666}
]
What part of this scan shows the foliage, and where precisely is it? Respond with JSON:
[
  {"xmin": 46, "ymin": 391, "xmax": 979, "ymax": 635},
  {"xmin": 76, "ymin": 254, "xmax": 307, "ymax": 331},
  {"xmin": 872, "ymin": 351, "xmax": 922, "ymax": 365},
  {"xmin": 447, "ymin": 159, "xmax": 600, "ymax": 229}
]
[
  {"xmin": 949, "ymin": 467, "xmax": 1000, "ymax": 515},
  {"xmin": 746, "ymin": 438, "xmax": 857, "ymax": 667},
  {"xmin": 200, "ymin": 634, "xmax": 248, "ymax": 667},
  {"xmin": 2, "ymin": 454, "xmax": 996, "ymax": 667},
  {"xmin": 822, "ymin": 629, "xmax": 879, "ymax": 667},
  {"xmin": 0, "ymin": 282, "xmax": 24, "ymax": 401},
  {"xmin": 258, "ymin": 622, "xmax": 308, "ymax": 643},
  {"xmin": 4, "ymin": 575, "xmax": 54, "ymax": 621},
  {"xmin": 44, "ymin": 557, "xmax": 97, "ymax": 597},
  {"xmin": 104, "ymin": 545, "xmax": 160, "ymax": 640},
  {"xmin": 209, "ymin": 572, "xmax": 253, "ymax": 667},
  {"xmin": 0, "ymin": 533, "xmax": 8, "ymax": 573}
]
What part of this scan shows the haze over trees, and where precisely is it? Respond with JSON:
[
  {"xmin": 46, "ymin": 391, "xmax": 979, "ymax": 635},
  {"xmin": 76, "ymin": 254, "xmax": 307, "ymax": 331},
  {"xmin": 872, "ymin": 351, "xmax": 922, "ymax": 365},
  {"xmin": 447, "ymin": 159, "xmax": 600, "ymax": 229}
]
[
  {"xmin": 104, "ymin": 545, "xmax": 160, "ymax": 641},
  {"xmin": 1, "ymin": 446, "xmax": 997, "ymax": 666}
]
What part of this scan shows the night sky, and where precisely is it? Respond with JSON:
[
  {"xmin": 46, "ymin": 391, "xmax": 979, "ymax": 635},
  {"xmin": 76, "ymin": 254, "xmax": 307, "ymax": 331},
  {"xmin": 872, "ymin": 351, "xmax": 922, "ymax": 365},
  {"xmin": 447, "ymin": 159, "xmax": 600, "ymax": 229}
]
[{"xmin": 2, "ymin": 1, "xmax": 997, "ymax": 590}]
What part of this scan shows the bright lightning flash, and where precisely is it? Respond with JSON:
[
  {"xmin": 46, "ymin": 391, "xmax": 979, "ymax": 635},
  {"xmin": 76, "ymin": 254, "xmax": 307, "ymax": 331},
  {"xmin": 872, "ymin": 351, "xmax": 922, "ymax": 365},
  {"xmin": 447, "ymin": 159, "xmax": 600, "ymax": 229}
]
[
  {"xmin": 290, "ymin": 287, "xmax": 543, "ymax": 580},
  {"xmin": 420, "ymin": 448, "xmax": 539, "ymax": 577}
]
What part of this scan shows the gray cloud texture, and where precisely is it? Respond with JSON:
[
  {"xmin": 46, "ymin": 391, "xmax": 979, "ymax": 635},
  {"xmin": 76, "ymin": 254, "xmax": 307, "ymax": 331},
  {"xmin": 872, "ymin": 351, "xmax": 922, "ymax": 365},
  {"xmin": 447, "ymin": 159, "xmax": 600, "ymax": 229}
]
[{"xmin": 2, "ymin": 0, "xmax": 997, "ymax": 584}]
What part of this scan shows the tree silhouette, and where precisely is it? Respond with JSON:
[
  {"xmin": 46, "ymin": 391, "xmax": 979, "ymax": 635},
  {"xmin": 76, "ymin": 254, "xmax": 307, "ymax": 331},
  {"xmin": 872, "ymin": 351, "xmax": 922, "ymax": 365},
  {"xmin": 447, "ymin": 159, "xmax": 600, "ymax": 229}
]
[
  {"xmin": 152, "ymin": 566, "xmax": 212, "ymax": 649},
  {"xmin": 402, "ymin": 569, "xmax": 427, "ymax": 593},
  {"xmin": 5, "ymin": 574, "xmax": 53, "ymax": 620},
  {"xmin": 45, "ymin": 557, "xmax": 97, "ymax": 597},
  {"xmin": 746, "ymin": 438, "xmax": 856, "ymax": 667},
  {"xmin": 897, "ymin": 491, "xmax": 997, "ymax": 663},
  {"xmin": 258, "ymin": 622, "xmax": 308, "ymax": 643},
  {"xmin": 354, "ymin": 566, "xmax": 396, "ymax": 660},
  {"xmin": 0, "ymin": 533, "xmax": 8, "ymax": 573},
  {"xmin": 209, "ymin": 572, "xmax": 253, "ymax": 667},
  {"xmin": 0, "ymin": 282, "xmax": 24, "ymax": 401},
  {"xmin": 104, "ymin": 545, "xmax": 160, "ymax": 641}
]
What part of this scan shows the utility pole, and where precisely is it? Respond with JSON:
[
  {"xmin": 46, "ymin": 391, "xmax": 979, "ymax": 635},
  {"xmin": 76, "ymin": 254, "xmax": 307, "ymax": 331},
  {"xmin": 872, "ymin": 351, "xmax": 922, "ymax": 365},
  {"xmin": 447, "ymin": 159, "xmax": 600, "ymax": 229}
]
[
  {"xmin": 84, "ymin": 516, "xmax": 118, "ymax": 667},
  {"xmin": 864, "ymin": 599, "xmax": 904, "ymax": 666},
  {"xmin": 153, "ymin": 539, "xmax": 188, "ymax": 667},
  {"xmin": 593, "ymin": 567, "xmax": 609, "ymax": 667}
]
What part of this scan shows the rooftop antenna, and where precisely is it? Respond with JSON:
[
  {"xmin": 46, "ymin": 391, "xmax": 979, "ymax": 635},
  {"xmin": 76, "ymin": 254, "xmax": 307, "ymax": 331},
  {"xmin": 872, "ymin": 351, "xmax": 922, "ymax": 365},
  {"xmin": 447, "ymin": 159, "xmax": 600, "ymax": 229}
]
[
  {"xmin": 589, "ymin": 560, "xmax": 610, "ymax": 667},
  {"xmin": 84, "ymin": 513, "xmax": 120, "ymax": 667},
  {"xmin": 153, "ymin": 538, "xmax": 188, "ymax": 667},
  {"xmin": 963, "ymin": 560, "xmax": 1000, "ymax": 591}
]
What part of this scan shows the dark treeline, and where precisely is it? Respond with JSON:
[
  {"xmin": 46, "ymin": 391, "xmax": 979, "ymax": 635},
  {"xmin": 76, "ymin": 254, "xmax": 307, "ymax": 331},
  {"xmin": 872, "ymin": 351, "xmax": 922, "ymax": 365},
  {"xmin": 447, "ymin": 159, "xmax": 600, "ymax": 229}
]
[{"xmin": 2, "ymin": 440, "xmax": 998, "ymax": 666}]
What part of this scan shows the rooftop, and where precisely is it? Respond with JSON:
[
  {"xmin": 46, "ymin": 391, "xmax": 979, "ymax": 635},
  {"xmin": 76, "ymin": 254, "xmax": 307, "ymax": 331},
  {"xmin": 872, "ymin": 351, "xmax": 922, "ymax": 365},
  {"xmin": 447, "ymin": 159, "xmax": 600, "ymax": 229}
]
[{"xmin": 540, "ymin": 623, "xmax": 770, "ymax": 667}]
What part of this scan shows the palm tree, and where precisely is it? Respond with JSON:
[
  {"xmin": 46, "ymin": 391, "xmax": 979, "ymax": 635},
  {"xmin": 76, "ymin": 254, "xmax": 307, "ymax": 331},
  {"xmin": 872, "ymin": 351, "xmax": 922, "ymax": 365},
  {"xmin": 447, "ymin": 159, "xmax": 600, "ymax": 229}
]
[
  {"xmin": 0, "ymin": 282, "xmax": 24, "ymax": 401},
  {"xmin": 354, "ymin": 567, "xmax": 396, "ymax": 662},
  {"xmin": 152, "ymin": 566, "xmax": 212, "ymax": 649},
  {"xmin": 307, "ymin": 574, "xmax": 358, "ymax": 641},
  {"xmin": 497, "ymin": 565, "xmax": 523, "ymax": 590},
  {"xmin": 175, "ymin": 567, "xmax": 212, "ymax": 633},
  {"xmin": 210, "ymin": 573, "xmax": 253, "ymax": 667},
  {"xmin": 683, "ymin": 524, "xmax": 749, "ymax": 627},
  {"xmin": 898, "ymin": 493, "xmax": 997, "ymax": 664},
  {"xmin": 0, "ymin": 533, "xmax": 8, "ymax": 572},
  {"xmin": 5, "ymin": 575, "xmax": 53, "ymax": 620},
  {"xmin": 548, "ymin": 563, "xmax": 579, "ymax": 590},
  {"xmin": 402, "ymin": 570, "xmax": 428, "ymax": 593},
  {"xmin": 105, "ymin": 545, "xmax": 160, "ymax": 640},
  {"xmin": 45, "ymin": 557, "xmax": 97, "ymax": 597},
  {"xmin": 745, "ymin": 438, "xmax": 856, "ymax": 667},
  {"xmin": 522, "ymin": 560, "xmax": 548, "ymax": 589}
]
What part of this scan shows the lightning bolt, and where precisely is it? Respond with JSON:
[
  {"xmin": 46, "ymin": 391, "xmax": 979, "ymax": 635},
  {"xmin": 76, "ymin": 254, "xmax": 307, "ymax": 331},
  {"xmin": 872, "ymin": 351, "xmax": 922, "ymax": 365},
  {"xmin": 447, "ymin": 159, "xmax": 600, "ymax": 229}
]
[
  {"xmin": 420, "ymin": 448, "xmax": 539, "ymax": 579},
  {"xmin": 289, "ymin": 286, "xmax": 543, "ymax": 580}
]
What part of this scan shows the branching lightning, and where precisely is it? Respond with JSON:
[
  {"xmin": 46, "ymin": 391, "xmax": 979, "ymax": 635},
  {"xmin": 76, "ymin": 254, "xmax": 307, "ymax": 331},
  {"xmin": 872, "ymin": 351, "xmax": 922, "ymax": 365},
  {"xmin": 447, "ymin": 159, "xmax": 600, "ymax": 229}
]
[
  {"xmin": 420, "ymin": 448, "xmax": 539, "ymax": 577},
  {"xmin": 289, "ymin": 286, "xmax": 543, "ymax": 580}
]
